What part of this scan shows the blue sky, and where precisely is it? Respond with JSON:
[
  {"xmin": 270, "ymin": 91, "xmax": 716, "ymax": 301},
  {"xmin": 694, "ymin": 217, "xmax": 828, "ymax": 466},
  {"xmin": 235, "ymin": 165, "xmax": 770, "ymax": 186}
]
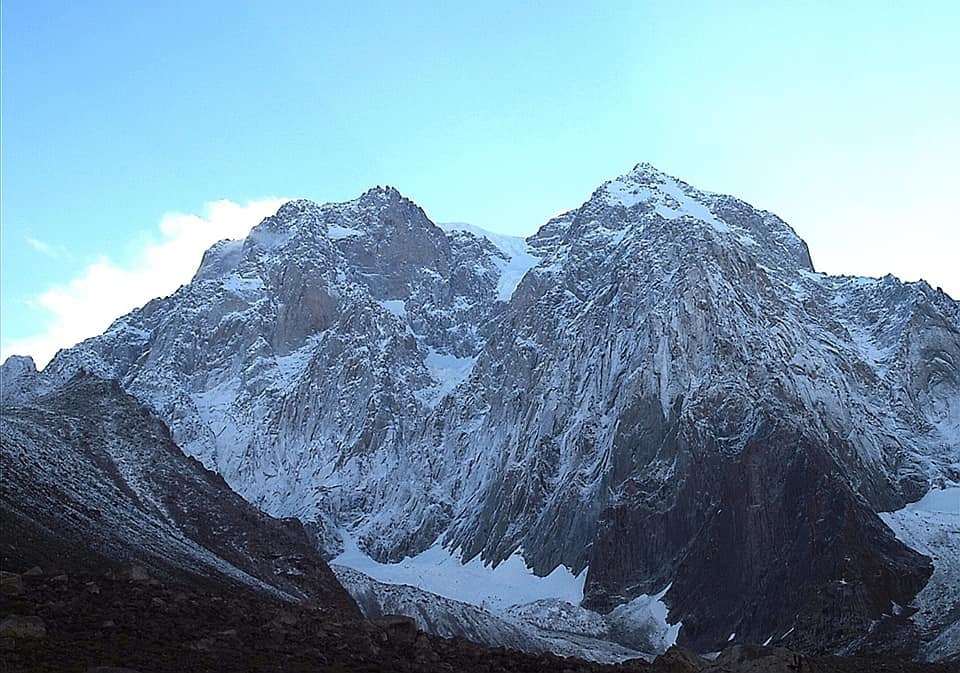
[{"xmin": 3, "ymin": 1, "xmax": 958, "ymax": 364}]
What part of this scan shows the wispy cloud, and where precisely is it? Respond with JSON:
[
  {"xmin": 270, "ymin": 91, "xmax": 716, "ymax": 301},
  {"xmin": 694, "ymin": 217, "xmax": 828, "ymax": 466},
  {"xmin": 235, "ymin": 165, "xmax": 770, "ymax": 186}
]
[
  {"xmin": 2, "ymin": 198, "xmax": 287, "ymax": 368},
  {"xmin": 24, "ymin": 236, "xmax": 70, "ymax": 259}
]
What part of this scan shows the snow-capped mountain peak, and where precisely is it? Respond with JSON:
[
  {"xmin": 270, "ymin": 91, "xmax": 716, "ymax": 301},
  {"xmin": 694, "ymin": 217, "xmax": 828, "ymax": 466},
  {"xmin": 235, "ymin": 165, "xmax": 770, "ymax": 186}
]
[
  {"xmin": 549, "ymin": 163, "xmax": 812, "ymax": 275},
  {"xmin": 600, "ymin": 166, "xmax": 728, "ymax": 233},
  {"xmin": 4, "ymin": 164, "xmax": 958, "ymax": 660}
]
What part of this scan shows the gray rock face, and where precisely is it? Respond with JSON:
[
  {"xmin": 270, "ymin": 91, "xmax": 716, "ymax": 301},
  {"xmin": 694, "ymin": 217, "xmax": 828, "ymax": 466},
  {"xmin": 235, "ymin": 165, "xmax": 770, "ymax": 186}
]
[
  {"xmin": 0, "ymin": 355, "xmax": 39, "ymax": 404},
  {"xmin": 5, "ymin": 163, "xmax": 958, "ymax": 658}
]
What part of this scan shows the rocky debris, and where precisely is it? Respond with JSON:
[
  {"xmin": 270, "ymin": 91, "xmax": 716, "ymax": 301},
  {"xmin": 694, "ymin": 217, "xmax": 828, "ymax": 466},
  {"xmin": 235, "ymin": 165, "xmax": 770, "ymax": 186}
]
[
  {"xmin": 706, "ymin": 645, "xmax": 805, "ymax": 672},
  {"xmin": 0, "ymin": 558, "xmax": 950, "ymax": 673},
  {"xmin": 268, "ymin": 608, "xmax": 299, "ymax": 629},
  {"xmin": 122, "ymin": 566, "xmax": 150, "ymax": 583},
  {"xmin": 646, "ymin": 644, "xmax": 960, "ymax": 673},
  {"xmin": 373, "ymin": 614, "xmax": 419, "ymax": 645},
  {"xmin": 0, "ymin": 571, "xmax": 24, "ymax": 595},
  {"xmin": 0, "ymin": 564, "xmax": 653, "ymax": 673},
  {"xmin": 650, "ymin": 646, "xmax": 707, "ymax": 671},
  {"xmin": 0, "ymin": 615, "xmax": 46, "ymax": 639}
]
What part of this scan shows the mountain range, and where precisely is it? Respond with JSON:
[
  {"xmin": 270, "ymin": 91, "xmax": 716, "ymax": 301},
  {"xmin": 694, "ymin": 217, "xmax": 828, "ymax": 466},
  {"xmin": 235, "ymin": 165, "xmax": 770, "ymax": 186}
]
[{"xmin": 3, "ymin": 163, "xmax": 958, "ymax": 664}]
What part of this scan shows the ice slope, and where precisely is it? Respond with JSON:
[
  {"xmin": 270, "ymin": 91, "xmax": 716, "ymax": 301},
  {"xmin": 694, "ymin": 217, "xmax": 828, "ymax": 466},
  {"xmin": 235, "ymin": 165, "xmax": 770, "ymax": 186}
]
[
  {"xmin": 332, "ymin": 565, "xmax": 653, "ymax": 663},
  {"xmin": 332, "ymin": 529, "xmax": 679, "ymax": 660},
  {"xmin": 333, "ymin": 533, "xmax": 585, "ymax": 612},
  {"xmin": 880, "ymin": 487, "xmax": 960, "ymax": 661},
  {"xmin": 439, "ymin": 222, "xmax": 540, "ymax": 301},
  {"xmin": 331, "ymin": 561, "xmax": 676, "ymax": 662}
]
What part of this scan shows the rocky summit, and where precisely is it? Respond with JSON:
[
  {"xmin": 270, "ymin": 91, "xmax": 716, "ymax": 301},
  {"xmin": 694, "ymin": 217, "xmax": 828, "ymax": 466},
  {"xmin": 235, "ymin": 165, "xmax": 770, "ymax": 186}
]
[{"xmin": 2, "ymin": 163, "xmax": 958, "ymax": 667}]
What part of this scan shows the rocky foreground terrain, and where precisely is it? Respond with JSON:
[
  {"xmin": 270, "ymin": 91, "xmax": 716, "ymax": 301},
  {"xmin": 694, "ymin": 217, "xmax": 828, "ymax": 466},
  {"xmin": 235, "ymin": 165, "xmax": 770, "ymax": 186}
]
[{"xmin": 1, "ymin": 562, "xmax": 957, "ymax": 673}]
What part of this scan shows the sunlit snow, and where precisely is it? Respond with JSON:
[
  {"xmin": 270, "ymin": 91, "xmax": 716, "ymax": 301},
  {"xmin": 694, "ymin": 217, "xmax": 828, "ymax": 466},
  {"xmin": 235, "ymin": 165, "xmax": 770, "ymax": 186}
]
[
  {"xmin": 379, "ymin": 299, "xmax": 407, "ymax": 319},
  {"xmin": 328, "ymin": 224, "xmax": 364, "ymax": 239},
  {"xmin": 220, "ymin": 275, "xmax": 264, "ymax": 295},
  {"xmin": 603, "ymin": 167, "xmax": 731, "ymax": 234}
]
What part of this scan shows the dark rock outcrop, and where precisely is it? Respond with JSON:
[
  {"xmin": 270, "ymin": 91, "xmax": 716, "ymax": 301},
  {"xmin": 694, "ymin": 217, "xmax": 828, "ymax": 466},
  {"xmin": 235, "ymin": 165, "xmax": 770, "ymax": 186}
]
[{"xmin": 0, "ymin": 373, "xmax": 359, "ymax": 616}]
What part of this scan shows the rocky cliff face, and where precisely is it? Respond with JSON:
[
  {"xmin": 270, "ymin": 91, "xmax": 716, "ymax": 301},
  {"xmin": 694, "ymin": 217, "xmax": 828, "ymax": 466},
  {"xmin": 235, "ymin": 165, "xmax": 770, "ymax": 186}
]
[{"xmin": 4, "ymin": 163, "xmax": 958, "ymax": 659}]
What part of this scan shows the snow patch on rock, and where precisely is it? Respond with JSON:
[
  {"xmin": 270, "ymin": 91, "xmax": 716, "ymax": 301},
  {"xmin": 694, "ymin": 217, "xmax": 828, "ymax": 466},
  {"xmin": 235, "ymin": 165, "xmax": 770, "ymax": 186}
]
[
  {"xmin": 332, "ymin": 534, "xmax": 585, "ymax": 614},
  {"xmin": 602, "ymin": 164, "xmax": 730, "ymax": 234},
  {"xmin": 440, "ymin": 222, "xmax": 540, "ymax": 301},
  {"xmin": 379, "ymin": 299, "xmax": 407, "ymax": 319},
  {"xmin": 420, "ymin": 348, "xmax": 477, "ymax": 404},
  {"xmin": 880, "ymin": 487, "xmax": 960, "ymax": 661},
  {"xmin": 328, "ymin": 224, "xmax": 364, "ymax": 239}
]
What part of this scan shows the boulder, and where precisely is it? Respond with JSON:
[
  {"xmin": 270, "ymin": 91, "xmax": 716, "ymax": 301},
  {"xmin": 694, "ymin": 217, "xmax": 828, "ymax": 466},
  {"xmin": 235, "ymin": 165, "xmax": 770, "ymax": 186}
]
[
  {"xmin": 0, "ymin": 615, "xmax": 47, "ymax": 639},
  {"xmin": 0, "ymin": 571, "xmax": 24, "ymax": 595},
  {"xmin": 652, "ymin": 645, "xmax": 707, "ymax": 672},
  {"xmin": 373, "ymin": 614, "xmax": 418, "ymax": 645},
  {"xmin": 123, "ymin": 565, "xmax": 150, "ymax": 582},
  {"xmin": 707, "ymin": 645, "xmax": 805, "ymax": 672}
]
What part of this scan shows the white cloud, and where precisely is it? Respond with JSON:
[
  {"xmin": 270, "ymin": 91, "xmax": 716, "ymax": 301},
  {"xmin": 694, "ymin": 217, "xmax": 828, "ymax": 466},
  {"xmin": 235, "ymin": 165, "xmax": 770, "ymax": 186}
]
[{"xmin": 2, "ymin": 198, "xmax": 287, "ymax": 368}]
